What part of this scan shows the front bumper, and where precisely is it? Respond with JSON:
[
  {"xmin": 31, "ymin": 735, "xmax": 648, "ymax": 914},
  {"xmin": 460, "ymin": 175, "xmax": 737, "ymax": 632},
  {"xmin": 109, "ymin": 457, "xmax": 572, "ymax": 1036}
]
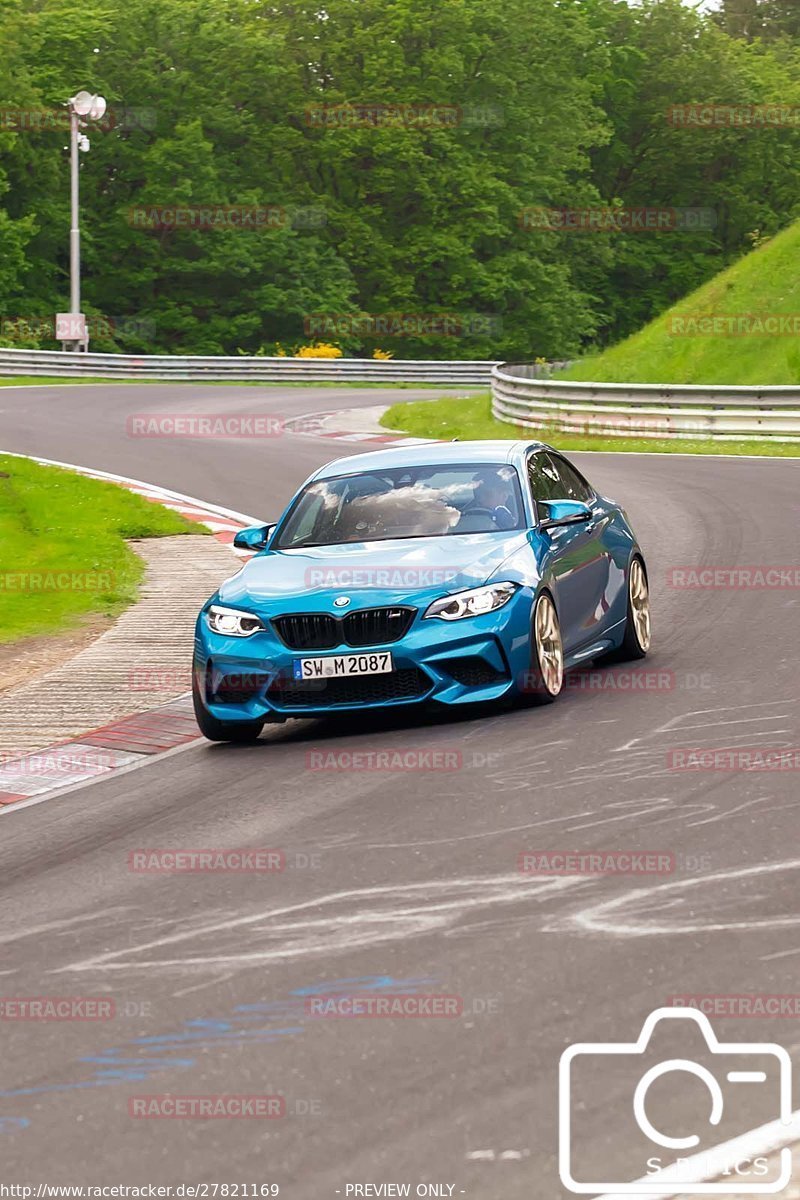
[{"xmin": 194, "ymin": 592, "xmax": 533, "ymax": 722}]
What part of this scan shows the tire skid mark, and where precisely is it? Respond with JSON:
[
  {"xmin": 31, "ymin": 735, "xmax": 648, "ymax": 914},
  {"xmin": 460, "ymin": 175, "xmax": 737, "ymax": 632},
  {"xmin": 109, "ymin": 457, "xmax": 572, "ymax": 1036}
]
[
  {"xmin": 548, "ymin": 859, "xmax": 800, "ymax": 938},
  {"xmin": 54, "ymin": 874, "xmax": 584, "ymax": 974}
]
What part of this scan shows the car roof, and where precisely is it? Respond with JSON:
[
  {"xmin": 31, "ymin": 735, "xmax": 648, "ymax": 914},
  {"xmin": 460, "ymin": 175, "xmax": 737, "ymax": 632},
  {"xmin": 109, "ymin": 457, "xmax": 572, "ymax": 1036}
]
[{"xmin": 311, "ymin": 439, "xmax": 547, "ymax": 480}]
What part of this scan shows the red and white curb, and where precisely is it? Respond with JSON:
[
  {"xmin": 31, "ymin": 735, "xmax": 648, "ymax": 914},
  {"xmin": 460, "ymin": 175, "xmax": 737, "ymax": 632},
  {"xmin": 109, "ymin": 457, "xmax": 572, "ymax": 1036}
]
[
  {"xmin": 0, "ymin": 454, "xmax": 264, "ymax": 813},
  {"xmin": 0, "ymin": 423, "xmax": 429, "ymax": 814},
  {"xmin": 0, "ymin": 706, "xmax": 203, "ymax": 809},
  {"xmin": 0, "ymin": 452, "xmax": 265, "ymax": 557},
  {"xmin": 284, "ymin": 409, "xmax": 434, "ymax": 445}
]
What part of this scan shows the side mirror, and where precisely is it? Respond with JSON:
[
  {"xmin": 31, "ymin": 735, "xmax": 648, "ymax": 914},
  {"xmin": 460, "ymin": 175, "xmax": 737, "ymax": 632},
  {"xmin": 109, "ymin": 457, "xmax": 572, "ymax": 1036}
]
[
  {"xmin": 233, "ymin": 523, "xmax": 276, "ymax": 552},
  {"xmin": 538, "ymin": 500, "xmax": 591, "ymax": 530}
]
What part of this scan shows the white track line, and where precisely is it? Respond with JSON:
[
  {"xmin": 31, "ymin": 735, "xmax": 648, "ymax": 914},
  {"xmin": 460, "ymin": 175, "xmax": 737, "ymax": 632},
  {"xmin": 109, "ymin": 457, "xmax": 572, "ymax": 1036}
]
[{"xmin": 0, "ymin": 735, "xmax": 203, "ymax": 817}]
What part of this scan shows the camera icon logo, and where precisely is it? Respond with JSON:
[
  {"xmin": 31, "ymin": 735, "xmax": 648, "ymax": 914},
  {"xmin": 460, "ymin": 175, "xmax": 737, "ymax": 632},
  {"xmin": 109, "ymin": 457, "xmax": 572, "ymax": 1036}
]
[{"xmin": 559, "ymin": 1007, "xmax": 793, "ymax": 1194}]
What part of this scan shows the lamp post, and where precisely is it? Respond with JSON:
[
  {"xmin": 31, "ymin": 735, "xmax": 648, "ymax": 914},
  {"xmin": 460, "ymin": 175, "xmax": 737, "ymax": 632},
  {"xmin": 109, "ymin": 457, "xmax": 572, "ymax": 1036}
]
[{"xmin": 59, "ymin": 91, "xmax": 106, "ymax": 351}]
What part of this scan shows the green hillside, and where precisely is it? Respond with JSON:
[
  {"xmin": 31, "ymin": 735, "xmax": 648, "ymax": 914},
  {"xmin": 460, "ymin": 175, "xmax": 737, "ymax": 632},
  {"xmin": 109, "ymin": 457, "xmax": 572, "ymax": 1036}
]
[{"xmin": 558, "ymin": 222, "xmax": 800, "ymax": 385}]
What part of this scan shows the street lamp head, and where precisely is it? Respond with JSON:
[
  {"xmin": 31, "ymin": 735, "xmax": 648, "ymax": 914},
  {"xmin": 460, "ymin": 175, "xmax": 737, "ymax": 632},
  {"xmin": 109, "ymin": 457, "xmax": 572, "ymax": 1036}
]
[
  {"xmin": 70, "ymin": 91, "xmax": 95, "ymax": 116},
  {"xmin": 69, "ymin": 91, "xmax": 107, "ymax": 121}
]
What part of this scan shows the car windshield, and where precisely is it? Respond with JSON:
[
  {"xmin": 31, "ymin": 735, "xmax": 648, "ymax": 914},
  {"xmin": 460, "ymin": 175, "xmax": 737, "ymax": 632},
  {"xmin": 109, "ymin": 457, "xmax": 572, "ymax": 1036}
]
[{"xmin": 274, "ymin": 463, "xmax": 526, "ymax": 549}]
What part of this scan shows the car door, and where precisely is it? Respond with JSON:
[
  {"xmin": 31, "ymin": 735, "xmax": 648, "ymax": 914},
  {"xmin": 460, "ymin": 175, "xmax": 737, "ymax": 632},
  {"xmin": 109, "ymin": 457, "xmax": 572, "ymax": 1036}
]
[{"xmin": 527, "ymin": 451, "xmax": 613, "ymax": 652}]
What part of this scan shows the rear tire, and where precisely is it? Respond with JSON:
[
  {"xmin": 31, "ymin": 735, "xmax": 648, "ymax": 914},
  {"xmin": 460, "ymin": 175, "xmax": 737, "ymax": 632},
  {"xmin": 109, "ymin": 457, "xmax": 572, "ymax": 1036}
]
[
  {"xmin": 520, "ymin": 591, "xmax": 564, "ymax": 706},
  {"xmin": 192, "ymin": 672, "xmax": 265, "ymax": 743},
  {"xmin": 604, "ymin": 555, "xmax": 651, "ymax": 663}
]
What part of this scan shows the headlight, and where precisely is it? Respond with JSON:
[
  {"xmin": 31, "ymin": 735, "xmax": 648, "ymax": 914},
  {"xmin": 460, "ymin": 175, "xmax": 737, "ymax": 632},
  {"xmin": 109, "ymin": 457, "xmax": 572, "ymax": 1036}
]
[
  {"xmin": 206, "ymin": 604, "xmax": 265, "ymax": 637},
  {"xmin": 424, "ymin": 582, "xmax": 518, "ymax": 621}
]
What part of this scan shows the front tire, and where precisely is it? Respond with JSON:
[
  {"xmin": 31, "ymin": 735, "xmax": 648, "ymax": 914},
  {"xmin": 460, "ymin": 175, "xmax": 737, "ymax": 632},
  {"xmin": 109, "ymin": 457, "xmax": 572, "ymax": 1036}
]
[
  {"xmin": 192, "ymin": 672, "xmax": 265, "ymax": 743},
  {"xmin": 521, "ymin": 591, "xmax": 564, "ymax": 705}
]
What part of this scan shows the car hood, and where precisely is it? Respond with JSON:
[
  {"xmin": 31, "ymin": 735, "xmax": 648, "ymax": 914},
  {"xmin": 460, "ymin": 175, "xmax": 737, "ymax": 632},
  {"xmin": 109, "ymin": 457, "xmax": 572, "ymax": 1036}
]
[{"xmin": 218, "ymin": 531, "xmax": 528, "ymax": 610}]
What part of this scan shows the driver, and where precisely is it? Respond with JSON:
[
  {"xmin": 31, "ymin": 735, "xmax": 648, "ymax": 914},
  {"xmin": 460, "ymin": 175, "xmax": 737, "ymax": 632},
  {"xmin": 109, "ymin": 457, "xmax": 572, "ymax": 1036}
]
[{"xmin": 466, "ymin": 468, "xmax": 516, "ymax": 529}]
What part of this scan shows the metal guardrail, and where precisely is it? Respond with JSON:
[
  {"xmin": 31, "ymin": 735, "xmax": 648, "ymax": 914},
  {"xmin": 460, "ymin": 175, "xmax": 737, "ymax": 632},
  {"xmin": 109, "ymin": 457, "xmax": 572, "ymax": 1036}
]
[
  {"xmin": 8, "ymin": 348, "xmax": 795, "ymax": 439},
  {"xmin": 492, "ymin": 363, "xmax": 800, "ymax": 440},
  {"xmin": 0, "ymin": 347, "xmax": 497, "ymax": 386}
]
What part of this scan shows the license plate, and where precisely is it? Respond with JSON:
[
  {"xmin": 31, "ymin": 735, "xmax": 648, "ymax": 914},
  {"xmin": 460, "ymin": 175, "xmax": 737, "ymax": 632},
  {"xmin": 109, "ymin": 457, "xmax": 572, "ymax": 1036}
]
[{"xmin": 293, "ymin": 652, "xmax": 394, "ymax": 681}]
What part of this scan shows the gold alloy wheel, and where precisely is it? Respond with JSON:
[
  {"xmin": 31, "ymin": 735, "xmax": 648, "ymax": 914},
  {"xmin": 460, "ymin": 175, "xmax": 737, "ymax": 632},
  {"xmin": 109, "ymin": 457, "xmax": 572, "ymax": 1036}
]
[
  {"xmin": 630, "ymin": 557, "xmax": 651, "ymax": 652},
  {"xmin": 535, "ymin": 593, "xmax": 564, "ymax": 696}
]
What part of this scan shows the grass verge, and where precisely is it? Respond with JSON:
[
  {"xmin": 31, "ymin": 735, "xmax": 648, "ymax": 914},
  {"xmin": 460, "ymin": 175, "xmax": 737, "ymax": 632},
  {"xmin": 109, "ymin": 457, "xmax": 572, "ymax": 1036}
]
[
  {"xmin": 0, "ymin": 453, "xmax": 202, "ymax": 645},
  {"xmin": 555, "ymin": 220, "xmax": 800, "ymax": 385},
  {"xmin": 380, "ymin": 393, "xmax": 800, "ymax": 457}
]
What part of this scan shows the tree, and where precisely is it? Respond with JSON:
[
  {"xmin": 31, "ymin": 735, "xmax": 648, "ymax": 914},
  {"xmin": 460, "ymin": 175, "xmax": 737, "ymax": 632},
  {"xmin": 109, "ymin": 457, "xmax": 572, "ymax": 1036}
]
[
  {"xmin": 715, "ymin": 0, "xmax": 800, "ymax": 41},
  {"xmin": 1, "ymin": 0, "xmax": 798, "ymax": 359},
  {"xmin": 579, "ymin": 0, "xmax": 800, "ymax": 345}
]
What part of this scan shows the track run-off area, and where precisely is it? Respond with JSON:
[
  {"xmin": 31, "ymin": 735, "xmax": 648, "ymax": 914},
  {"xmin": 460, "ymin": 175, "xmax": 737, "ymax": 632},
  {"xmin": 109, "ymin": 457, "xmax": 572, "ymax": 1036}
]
[{"xmin": 0, "ymin": 383, "xmax": 798, "ymax": 1197}]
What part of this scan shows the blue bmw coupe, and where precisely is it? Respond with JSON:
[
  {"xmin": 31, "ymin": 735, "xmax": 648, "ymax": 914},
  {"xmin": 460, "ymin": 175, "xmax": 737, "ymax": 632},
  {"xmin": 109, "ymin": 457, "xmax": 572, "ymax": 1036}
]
[{"xmin": 192, "ymin": 440, "xmax": 650, "ymax": 741}]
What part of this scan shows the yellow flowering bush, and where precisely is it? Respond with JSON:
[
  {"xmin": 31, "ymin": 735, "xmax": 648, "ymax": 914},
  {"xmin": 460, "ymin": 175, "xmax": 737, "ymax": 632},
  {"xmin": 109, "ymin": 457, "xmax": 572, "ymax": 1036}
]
[{"xmin": 295, "ymin": 342, "xmax": 343, "ymax": 358}]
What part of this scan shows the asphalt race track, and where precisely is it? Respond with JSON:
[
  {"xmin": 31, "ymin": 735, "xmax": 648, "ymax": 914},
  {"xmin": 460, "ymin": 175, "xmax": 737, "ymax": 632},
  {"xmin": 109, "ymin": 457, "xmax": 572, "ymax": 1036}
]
[{"xmin": 1, "ymin": 383, "xmax": 799, "ymax": 1197}]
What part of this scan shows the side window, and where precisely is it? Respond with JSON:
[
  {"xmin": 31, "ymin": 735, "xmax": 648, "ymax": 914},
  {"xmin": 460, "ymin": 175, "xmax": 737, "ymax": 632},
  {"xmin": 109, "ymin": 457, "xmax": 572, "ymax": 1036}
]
[
  {"xmin": 544, "ymin": 452, "xmax": 594, "ymax": 503},
  {"xmin": 527, "ymin": 452, "xmax": 561, "ymax": 504},
  {"xmin": 283, "ymin": 489, "xmax": 325, "ymax": 546}
]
